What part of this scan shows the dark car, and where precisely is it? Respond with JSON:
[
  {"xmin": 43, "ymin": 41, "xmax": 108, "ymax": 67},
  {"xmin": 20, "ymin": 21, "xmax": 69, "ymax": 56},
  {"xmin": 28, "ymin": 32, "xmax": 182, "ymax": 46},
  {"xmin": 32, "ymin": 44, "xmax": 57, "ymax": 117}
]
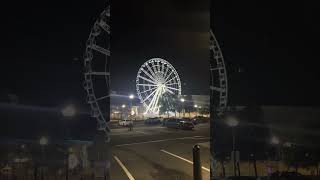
[
  {"xmin": 181, "ymin": 118, "xmax": 193, "ymax": 123},
  {"xmin": 269, "ymin": 171, "xmax": 311, "ymax": 180},
  {"xmin": 163, "ymin": 118, "xmax": 181, "ymax": 128},
  {"xmin": 177, "ymin": 121, "xmax": 194, "ymax": 130},
  {"xmin": 144, "ymin": 117, "xmax": 161, "ymax": 125},
  {"xmin": 193, "ymin": 116, "xmax": 209, "ymax": 124}
]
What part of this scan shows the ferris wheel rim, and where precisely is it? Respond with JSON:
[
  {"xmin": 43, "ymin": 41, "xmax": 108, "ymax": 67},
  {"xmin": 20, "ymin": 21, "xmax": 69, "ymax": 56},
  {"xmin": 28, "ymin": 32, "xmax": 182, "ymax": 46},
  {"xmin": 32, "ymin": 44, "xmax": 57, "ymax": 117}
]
[
  {"xmin": 209, "ymin": 29, "xmax": 228, "ymax": 113},
  {"xmin": 83, "ymin": 5, "xmax": 111, "ymax": 133}
]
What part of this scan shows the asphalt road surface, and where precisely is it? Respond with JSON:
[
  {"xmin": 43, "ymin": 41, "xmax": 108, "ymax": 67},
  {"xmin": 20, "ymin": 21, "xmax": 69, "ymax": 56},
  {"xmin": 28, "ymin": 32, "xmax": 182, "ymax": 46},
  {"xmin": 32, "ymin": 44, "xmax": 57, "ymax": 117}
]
[{"xmin": 109, "ymin": 123, "xmax": 210, "ymax": 180}]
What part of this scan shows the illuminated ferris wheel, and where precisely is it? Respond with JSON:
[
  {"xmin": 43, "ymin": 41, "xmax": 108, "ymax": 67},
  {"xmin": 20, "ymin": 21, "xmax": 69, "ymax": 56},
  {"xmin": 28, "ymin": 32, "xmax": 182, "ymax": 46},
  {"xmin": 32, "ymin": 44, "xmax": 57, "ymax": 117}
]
[
  {"xmin": 210, "ymin": 29, "xmax": 228, "ymax": 115},
  {"xmin": 136, "ymin": 58, "xmax": 181, "ymax": 115},
  {"xmin": 83, "ymin": 5, "xmax": 111, "ymax": 135}
]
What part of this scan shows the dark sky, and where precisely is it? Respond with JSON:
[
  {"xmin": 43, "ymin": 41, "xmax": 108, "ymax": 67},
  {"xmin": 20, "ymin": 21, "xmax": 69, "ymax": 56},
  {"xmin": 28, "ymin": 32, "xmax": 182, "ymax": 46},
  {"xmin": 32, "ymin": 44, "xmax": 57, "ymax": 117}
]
[
  {"xmin": 212, "ymin": 1, "xmax": 320, "ymax": 106},
  {"xmin": 111, "ymin": 0, "xmax": 210, "ymax": 95},
  {"xmin": 0, "ymin": 0, "xmax": 210, "ymax": 108},
  {"xmin": 0, "ymin": 0, "xmax": 319, "ymax": 108}
]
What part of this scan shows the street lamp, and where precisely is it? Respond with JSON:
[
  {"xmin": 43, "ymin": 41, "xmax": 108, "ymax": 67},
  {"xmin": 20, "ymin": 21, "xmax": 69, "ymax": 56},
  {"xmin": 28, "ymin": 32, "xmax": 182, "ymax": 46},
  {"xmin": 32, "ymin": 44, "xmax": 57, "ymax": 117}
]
[
  {"xmin": 194, "ymin": 104, "xmax": 198, "ymax": 117},
  {"xmin": 270, "ymin": 136, "xmax": 281, "ymax": 171},
  {"xmin": 270, "ymin": 136, "xmax": 280, "ymax": 145},
  {"xmin": 129, "ymin": 94, "xmax": 135, "ymax": 120},
  {"xmin": 226, "ymin": 116, "xmax": 239, "ymax": 176},
  {"xmin": 61, "ymin": 105, "xmax": 76, "ymax": 117},
  {"xmin": 129, "ymin": 94, "xmax": 134, "ymax": 99},
  {"xmin": 39, "ymin": 136, "xmax": 48, "ymax": 180},
  {"xmin": 61, "ymin": 105, "xmax": 76, "ymax": 139},
  {"xmin": 39, "ymin": 136, "xmax": 48, "ymax": 146},
  {"xmin": 180, "ymin": 98, "xmax": 185, "ymax": 117}
]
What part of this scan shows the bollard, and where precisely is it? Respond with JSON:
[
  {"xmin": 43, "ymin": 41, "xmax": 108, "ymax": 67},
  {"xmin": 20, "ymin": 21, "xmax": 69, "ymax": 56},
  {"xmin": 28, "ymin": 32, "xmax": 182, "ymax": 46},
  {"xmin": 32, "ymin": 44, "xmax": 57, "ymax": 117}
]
[{"xmin": 193, "ymin": 145, "xmax": 202, "ymax": 180}]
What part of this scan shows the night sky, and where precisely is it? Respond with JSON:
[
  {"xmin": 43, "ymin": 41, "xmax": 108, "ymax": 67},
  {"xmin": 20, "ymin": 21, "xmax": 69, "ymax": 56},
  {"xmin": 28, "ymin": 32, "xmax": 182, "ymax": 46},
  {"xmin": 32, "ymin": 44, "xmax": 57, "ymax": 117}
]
[
  {"xmin": 0, "ymin": 0, "xmax": 319, "ymax": 140},
  {"xmin": 0, "ymin": 0, "xmax": 319, "ymax": 109},
  {"xmin": 213, "ymin": 1, "xmax": 320, "ymax": 106},
  {"xmin": 0, "ymin": 0, "xmax": 210, "ymax": 109}
]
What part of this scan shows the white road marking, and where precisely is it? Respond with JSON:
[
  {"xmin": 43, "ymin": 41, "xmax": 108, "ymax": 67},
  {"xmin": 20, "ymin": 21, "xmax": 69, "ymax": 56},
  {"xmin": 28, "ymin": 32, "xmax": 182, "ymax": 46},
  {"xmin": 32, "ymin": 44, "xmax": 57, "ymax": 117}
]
[
  {"xmin": 160, "ymin": 149, "xmax": 210, "ymax": 172},
  {"xmin": 114, "ymin": 156, "xmax": 135, "ymax": 180},
  {"xmin": 110, "ymin": 132, "xmax": 138, "ymax": 136},
  {"xmin": 136, "ymin": 131, "xmax": 150, "ymax": 135},
  {"xmin": 114, "ymin": 136, "xmax": 207, "ymax": 147}
]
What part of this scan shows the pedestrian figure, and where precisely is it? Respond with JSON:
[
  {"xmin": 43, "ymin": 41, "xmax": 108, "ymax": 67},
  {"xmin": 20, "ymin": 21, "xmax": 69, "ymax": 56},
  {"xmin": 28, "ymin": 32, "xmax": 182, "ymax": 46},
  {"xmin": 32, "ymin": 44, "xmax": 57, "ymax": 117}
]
[{"xmin": 129, "ymin": 121, "xmax": 133, "ymax": 131}]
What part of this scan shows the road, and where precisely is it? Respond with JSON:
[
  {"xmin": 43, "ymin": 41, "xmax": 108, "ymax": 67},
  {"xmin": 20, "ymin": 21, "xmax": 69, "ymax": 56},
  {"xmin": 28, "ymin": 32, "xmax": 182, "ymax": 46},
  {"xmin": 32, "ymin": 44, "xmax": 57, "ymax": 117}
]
[{"xmin": 108, "ymin": 122, "xmax": 210, "ymax": 180}]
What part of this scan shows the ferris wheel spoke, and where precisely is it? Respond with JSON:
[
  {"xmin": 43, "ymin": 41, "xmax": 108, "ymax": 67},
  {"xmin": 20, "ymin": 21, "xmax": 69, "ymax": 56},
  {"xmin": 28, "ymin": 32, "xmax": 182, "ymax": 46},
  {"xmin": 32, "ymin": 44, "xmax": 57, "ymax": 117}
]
[
  {"xmin": 141, "ymin": 68, "xmax": 156, "ymax": 82},
  {"xmin": 97, "ymin": 20, "xmax": 110, "ymax": 34},
  {"xmin": 161, "ymin": 62, "xmax": 165, "ymax": 75},
  {"xmin": 157, "ymin": 61, "xmax": 161, "ymax": 73},
  {"xmin": 165, "ymin": 88, "xmax": 175, "ymax": 94},
  {"xmin": 150, "ymin": 61, "xmax": 158, "ymax": 73},
  {"xmin": 146, "ymin": 88, "xmax": 160, "ymax": 112},
  {"xmin": 165, "ymin": 76, "xmax": 176, "ymax": 84},
  {"xmin": 137, "ymin": 84, "xmax": 158, "ymax": 87},
  {"xmin": 140, "ymin": 87, "xmax": 157, "ymax": 94},
  {"xmin": 164, "ymin": 70, "xmax": 174, "ymax": 81},
  {"xmin": 166, "ymin": 86, "xmax": 180, "ymax": 91},
  {"xmin": 210, "ymin": 86, "xmax": 226, "ymax": 92},
  {"xmin": 153, "ymin": 88, "xmax": 162, "ymax": 111},
  {"xmin": 146, "ymin": 64, "xmax": 157, "ymax": 78},
  {"xmin": 138, "ymin": 75, "xmax": 156, "ymax": 85},
  {"xmin": 141, "ymin": 88, "xmax": 158, "ymax": 103},
  {"xmin": 88, "ymin": 44, "xmax": 110, "ymax": 56},
  {"xmin": 89, "ymin": 72, "xmax": 111, "ymax": 76},
  {"xmin": 95, "ymin": 95, "xmax": 110, "ymax": 101},
  {"xmin": 165, "ymin": 82, "xmax": 179, "ymax": 86},
  {"xmin": 163, "ymin": 65, "xmax": 170, "ymax": 79}
]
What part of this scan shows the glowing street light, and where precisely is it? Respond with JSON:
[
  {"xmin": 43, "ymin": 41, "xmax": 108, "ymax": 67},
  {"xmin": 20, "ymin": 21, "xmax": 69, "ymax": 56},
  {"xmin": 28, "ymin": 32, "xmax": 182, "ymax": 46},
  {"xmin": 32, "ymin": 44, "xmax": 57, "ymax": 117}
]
[
  {"xmin": 121, "ymin": 104, "xmax": 126, "ymax": 108},
  {"xmin": 61, "ymin": 105, "xmax": 76, "ymax": 117},
  {"xmin": 194, "ymin": 104, "xmax": 198, "ymax": 108},
  {"xmin": 283, "ymin": 142, "xmax": 292, "ymax": 147},
  {"xmin": 270, "ymin": 136, "xmax": 280, "ymax": 145},
  {"xmin": 180, "ymin": 98, "xmax": 185, "ymax": 117},
  {"xmin": 225, "ymin": 116, "xmax": 239, "ymax": 176},
  {"xmin": 226, "ymin": 116, "xmax": 239, "ymax": 127},
  {"xmin": 129, "ymin": 94, "xmax": 135, "ymax": 99},
  {"xmin": 39, "ymin": 136, "xmax": 48, "ymax": 146}
]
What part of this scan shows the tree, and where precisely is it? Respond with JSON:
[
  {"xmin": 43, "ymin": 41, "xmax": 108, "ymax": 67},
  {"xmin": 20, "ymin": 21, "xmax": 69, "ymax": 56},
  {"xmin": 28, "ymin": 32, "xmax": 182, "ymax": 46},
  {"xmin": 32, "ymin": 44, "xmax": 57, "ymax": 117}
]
[
  {"xmin": 159, "ymin": 93, "xmax": 179, "ymax": 117},
  {"xmin": 184, "ymin": 95, "xmax": 194, "ymax": 117}
]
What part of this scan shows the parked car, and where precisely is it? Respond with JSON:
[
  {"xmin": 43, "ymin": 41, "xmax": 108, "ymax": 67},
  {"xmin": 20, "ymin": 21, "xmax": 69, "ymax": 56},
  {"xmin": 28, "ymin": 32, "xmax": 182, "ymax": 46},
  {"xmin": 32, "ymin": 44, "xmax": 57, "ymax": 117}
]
[
  {"xmin": 163, "ymin": 118, "xmax": 181, "ymax": 128},
  {"xmin": 193, "ymin": 116, "xmax": 209, "ymax": 124},
  {"xmin": 118, "ymin": 119, "xmax": 133, "ymax": 126},
  {"xmin": 181, "ymin": 117, "xmax": 193, "ymax": 122},
  {"xmin": 270, "ymin": 171, "xmax": 311, "ymax": 180},
  {"xmin": 177, "ymin": 121, "xmax": 194, "ymax": 130},
  {"xmin": 144, "ymin": 117, "xmax": 161, "ymax": 125}
]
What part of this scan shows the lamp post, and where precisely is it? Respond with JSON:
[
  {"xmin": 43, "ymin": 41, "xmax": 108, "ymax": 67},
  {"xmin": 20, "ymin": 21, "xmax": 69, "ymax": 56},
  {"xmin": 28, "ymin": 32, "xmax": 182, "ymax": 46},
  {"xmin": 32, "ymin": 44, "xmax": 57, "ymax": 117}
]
[
  {"xmin": 65, "ymin": 147, "xmax": 74, "ymax": 180},
  {"xmin": 61, "ymin": 105, "xmax": 76, "ymax": 139},
  {"xmin": 121, "ymin": 104, "xmax": 126, "ymax": 120},
  {"xmin": 61, "ymin": 105, "xmax": 76, "ymax": 117},
  {"xmin": 194, "ymin": 104, "xmax": 198, "ymax": 117},
  {"xmin": 226, "ymin": 116, "xmax": 239, "ymax": 176},
  {"xmin": 39, "ymin": 136, "xmax": 48, "ymax": 180},
  {"xmin": 180, "ymin": 98, "xmax": 185, "ymax": 118},
  {"xmin": 129, "ymin": 94, "xmax": 134, "ymax": 120},
  {"xmin": 270, "ymin": 136, "xmax": 280, "ymax": 172}
]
